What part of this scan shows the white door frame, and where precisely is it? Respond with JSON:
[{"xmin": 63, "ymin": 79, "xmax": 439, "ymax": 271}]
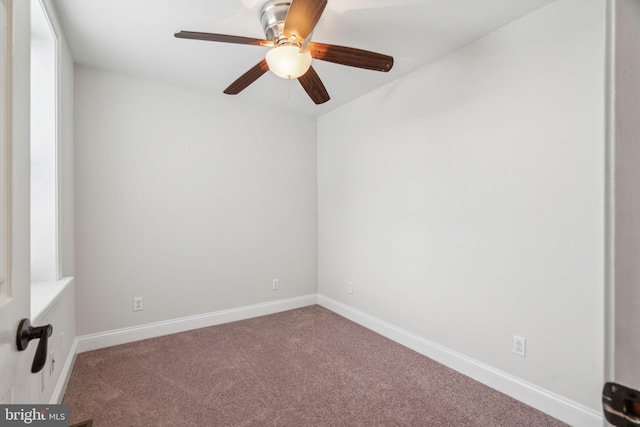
[{"xmin": 604, "ymin": 0, "xmax": 640, "ymax": 392}]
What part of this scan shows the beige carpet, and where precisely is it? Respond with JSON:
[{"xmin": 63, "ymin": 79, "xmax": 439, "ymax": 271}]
[{"xmin": 63, "ymin": 305, "xmax": 567, "ymax": 426}]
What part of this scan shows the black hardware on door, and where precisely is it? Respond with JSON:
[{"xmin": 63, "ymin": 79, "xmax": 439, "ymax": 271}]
[
  {"xmin": 16, "ymin": 318, "xmax": 53, "ymax": 373},
  {"xmin": 603, "ymin": 382, "xmax": 640, "ymax": 426}
]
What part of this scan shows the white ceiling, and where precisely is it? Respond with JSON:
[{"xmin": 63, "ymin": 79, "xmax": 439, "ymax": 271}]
[{"xmin": 51, "ymin": 0, "xmax": 555, "ymax": 117}]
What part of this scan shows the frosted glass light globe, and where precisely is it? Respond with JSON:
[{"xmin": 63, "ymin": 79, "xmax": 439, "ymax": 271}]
[{"xmin": 265, "ymin": 45, "xmax": 312, "ymax": 79}]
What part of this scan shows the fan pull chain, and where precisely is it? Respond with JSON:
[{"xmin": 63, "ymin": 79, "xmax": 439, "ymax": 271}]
[{"xmin": 288, "ymin": 77, "xmax": 291, "ymax": 100}]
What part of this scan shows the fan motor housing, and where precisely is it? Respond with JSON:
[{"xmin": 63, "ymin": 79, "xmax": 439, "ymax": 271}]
[{"xmin": 260, "ymin": 0, "xmax": 310, "ymax": 44}]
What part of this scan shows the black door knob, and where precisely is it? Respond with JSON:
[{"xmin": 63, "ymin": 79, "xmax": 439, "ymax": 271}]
[{"xmin": 16, "ymin": 318, "xmax": 53, "ymax": 373}]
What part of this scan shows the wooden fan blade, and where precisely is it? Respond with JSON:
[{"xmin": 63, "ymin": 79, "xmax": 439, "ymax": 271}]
[
  {"xmin": 174, "ymin": 31, "xmax": 273, "ymax": 47},
  {"xmin": 307, "ymin": 42, "xmax": 393, "ymax": 72},
  {"xmin": 298, "ymin": 66, "xmax": 330, "ymax": 104},
  {"xmin": 224, "ymin": 60, "xmax": 270, "ymax": 95},
  {"xmin": 283, "ymin": 0, "xmax": 327, "ymax": 42}
]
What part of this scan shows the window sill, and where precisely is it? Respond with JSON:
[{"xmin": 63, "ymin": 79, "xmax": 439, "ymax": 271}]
[{"xmin": 31, "ymin": 277, "xmax": 74, "ymax": 322}]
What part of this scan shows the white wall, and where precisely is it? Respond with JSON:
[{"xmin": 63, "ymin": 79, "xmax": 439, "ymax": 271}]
[
  {"xmin": 30, "ymin": 280, "xmax": 76, "ymax": 403},
  {"xmin": 318, "ymin": 0, "xmax": 604, "ymax": 411},
  {"xmin": 74, "ymin": 67, "xmax": 317, "ymax": 335}
]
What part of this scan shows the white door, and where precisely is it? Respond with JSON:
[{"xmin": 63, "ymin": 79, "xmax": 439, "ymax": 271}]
[{"xmin": 0, "ymin": 0, "xmax": 33, "ymax": 404}]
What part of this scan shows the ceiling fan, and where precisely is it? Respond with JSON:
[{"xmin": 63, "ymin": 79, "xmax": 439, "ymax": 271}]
[{"xmin": 174, "ymin": 0, "xmax": 394, "ymax": 105}]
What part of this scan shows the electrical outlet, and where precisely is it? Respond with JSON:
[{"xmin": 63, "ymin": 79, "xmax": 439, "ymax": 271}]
[
  {"xmin": 272, "ymin": 279, "xmax": 279, "ymax": 290},
  {"xmin": 512, "ymin": 335, "xmax": 526, "ymax": 357},
  {"xmin": 348, "ymin": 281, "xmax": 353, "ymax": 294},
  {"xmin": 49, "ymin": 350, "xmax": 55, "ymax": 375},
  {"xmin": 133, "ymin": 297, "xmax": 144, "ymax": 311}
]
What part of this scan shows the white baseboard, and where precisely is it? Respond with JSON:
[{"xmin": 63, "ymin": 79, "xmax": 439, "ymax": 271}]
[
  {"xmin": 317, "ymin": 294, "xmax": 603, "ymax": 427},
  {"xmin": 77, "ymin": 294, "xmax": 317, "ymax": 353},
  {"xmin": 51, "ymin": 337, "xmax": 78, "ymax": 404}
]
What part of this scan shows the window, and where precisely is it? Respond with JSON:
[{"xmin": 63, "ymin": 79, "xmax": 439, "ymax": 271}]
[{"xmin": 30, "ymin": 0, "xmax": 58, "ymax": 283}]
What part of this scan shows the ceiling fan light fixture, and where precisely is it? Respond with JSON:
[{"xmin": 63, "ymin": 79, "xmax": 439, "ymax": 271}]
[
  {"xmin": 265, "ymin": 45, "xmax": 312, "ymax": 79},
  {"xmin": 175, "ymin": 0, "xmax": 392, "ymax": 105}
]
